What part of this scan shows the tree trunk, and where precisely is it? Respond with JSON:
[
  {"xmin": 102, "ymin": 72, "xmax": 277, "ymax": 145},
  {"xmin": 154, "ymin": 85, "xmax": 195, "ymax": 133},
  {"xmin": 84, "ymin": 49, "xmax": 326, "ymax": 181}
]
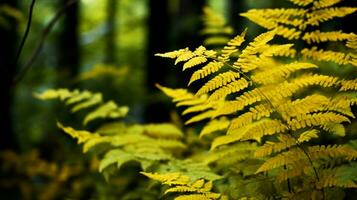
[
  {"xmin": 228, "ymin": 0, "xmax": 246, "ymax": 32},
  {"xmin": 57, "ymin": 0, "xmax": 80, "ymax": 87},
  {"xmin": 0, "ymin": 0, "xmax": 18, "ymax": 150},
  {"xmin": 105, "ymin": 0, "xmax": 118, "ymax": 64},
  {"xmin": 145, "ymin": 0, "xmax": 170, "ymax": 122}
]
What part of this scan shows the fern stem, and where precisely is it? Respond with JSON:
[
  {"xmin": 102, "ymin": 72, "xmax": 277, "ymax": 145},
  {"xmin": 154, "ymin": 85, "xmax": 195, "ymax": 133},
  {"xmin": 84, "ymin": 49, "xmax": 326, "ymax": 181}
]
[{"xmin": 283, "ymin": 165, "xmax": 292, "ymax": 193}]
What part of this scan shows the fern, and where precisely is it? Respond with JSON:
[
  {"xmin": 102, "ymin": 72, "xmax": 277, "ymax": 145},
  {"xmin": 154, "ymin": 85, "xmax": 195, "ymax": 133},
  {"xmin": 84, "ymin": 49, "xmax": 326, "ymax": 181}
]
[
  {"xmin": 158, "ymin": 19, "xmax": 357, "ymax": 197},
  {"xmin": 141, "ymin": 172, "xmax": 224, "ymax": 200}
]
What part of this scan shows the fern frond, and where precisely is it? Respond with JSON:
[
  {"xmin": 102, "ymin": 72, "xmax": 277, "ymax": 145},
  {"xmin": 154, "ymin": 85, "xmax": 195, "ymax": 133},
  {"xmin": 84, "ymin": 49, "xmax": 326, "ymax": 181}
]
[
  {"xmin": 185, "ymin": 110, "xmax": 216, "ymax": 125},
  {"xmin": 312, "ymin": 0, "xmax": 343, "ymax": 9},
  {"xmin": 155, "ymin": 48, "xmax": 189, "ymax": 59},
  {"xmin": 196, "ymin": 71, "xmax": 241, "ymax": 96},
  {"xmin": 321, "ymin": 123, "xmax": 346, "ymax": 136},
  {"xmin": 211, "ymin": 119, "xmax": 286, "ymax": 149},
  {"xmin": 200, "ymin": 117, "xmax": 230, "ymax": 138},
  {"xmin": 182, "ymin": 101, "xmax": 216, "ymax": 115},
  {"xmin": 174, "ymin": 193, "xmax": 221, "ymax": 200},
  {"xmin": 274, "ymin": 25, "xmax": 302, "ymax": 40},
  {"xmin": 218, "ymin": 29, "xmax": 247, "ymax": 60},
  {"xmin": 302, "ymin": 30, "xmax": 354, "ymax": 44},
  {"xmin": 288, "ymin": 112, "xmax": 350, "ymax": 131},
  {"xmin": 208, "ymin": 78, "xmax": 249, "ymax": 101},
  {"xmin": 141, "ymin": 172, "xmax": 190, "ymax": 186},
  {"xmin": 297, "ymin": 129, "xmax": 319, "ymax": 143},
  {"xmin": 308, "ymin": 145, "xmax": 357, "ymax": 161},
  {"xmin": 229, "ymin": 103, "xmax": 273, "ymax": 130},
  {"xmin": 188, "ymin": 61, "xmax": 224, "ymax": 85},
  {"xmin": 276, "ymin": 162, "xmax": 308, "ymax": 183},
  {"xmin": 288, "ymin": 0, "xmax": 314, "ymax": 6},
  {"xmin": 340, "ymin": 79, "xmax": 357, "ymax": 91},
  {"xmin": 306, "ymin": 7, "xmax": 357, "ymax": 26},
  {"xmin": 254, "ymin": 134, "xmax": 296, "ymax": 158},
  {"xmin": 256, "ymin": 148, "xmax": 305, "ymax": 173},
  {"xmin": 183, "ymin": 56, "xmax": 208, "ymax": 71},
  {"xmin": 317, "ymin": 169, "xmax": 357, "ymax": 188},
  {"xmin": 57, "ymin": 122, "xmax": 98, "ymax": 144},
  {"xmin": 347, "ymin": 34, "xmax": 357, "ymax": 49},
  {"xmin": 301, "ymin": 47, "xmax": 356, "ymax": 66},
  {"xmin": 205, "ymin": 142, "xmax": 257, "ymax": 164},
  {"xmin": 143, "ymin": 124, "xmax": 183, "ymax": 139},
  {"xmin": 83, "ymin": 101, "xmax": 129, "ymax": 125},
  {"xmin": 252, "ymin": 62, "xmax": 317, "ymax": 84},
  {"xmin": 156, "ymin": 84, "xmax": 194, "ymax": 103}
]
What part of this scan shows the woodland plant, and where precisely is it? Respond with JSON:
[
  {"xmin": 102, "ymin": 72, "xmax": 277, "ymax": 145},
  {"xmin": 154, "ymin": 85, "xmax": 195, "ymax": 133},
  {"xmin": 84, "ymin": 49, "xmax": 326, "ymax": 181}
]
[{"xmin": 32, "ymin": 0, "xmax": 357, "ymax": 199}]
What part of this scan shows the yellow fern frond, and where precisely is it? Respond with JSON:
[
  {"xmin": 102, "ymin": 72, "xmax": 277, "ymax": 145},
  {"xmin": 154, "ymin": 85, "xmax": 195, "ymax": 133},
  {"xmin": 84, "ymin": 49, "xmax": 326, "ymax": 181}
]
[
  {"xmin": 297, "ymin": 129, "xmax": 319, "ymax": 143},
  {"xmin": 156, "ymin": 84, "xmax": 194, "ymax": 103},
  {"xmin": 205, "ymin": 142, "xmax": 257, "ymax": 164},
  {"xmin": 208, "ymin": 78, "xmax": 250, "ymax": 101},
  {"xmin": 347, "ymin": 34, "xmax": 357, "ymax": 49},
  {"xmin": 254, "ymin": 135, "xmax": 297, "ymax": 158},
  {"xmin": 174, "ymin": 193, "xmax": 221, "ymax": 200},
  {"xmin": 288, "ymin": 0, "xmax": 314, "ymax": 6},
  {"xmin": 155, "ymin": 48, "xmax": 189, "ymax": 59},
  {"xmin": 273, "ymin": 25, "xmax": 302, "ymax": 40},
  {"xmin": 321, "ymin": 123, "xmax": 346, "ymax": 136},
  {"xmin": 256, "ymin": 148, "xmax": 305, "ymax": 173},
  {"xmin": 183, "ymin": 56, "xmax": 208, "ymax": 71},
  {"xmin": 34, "ymin": 88, "xmax": 77, "ymax": 101},
  {"xmin": 141, "ymin": 172, "xmax": 190, "ymax": 186},
  {"xmin": 340, "ymin": 79, "xmax": 357, "ymax": 91},
  {"xmin": 182, "ymin": 101, "xmax": 217, "ymax": 115},
  {"xmin": 306, "ymin": 7, "xmax": 357, "ymax": 26},
  {"xmin": 211, "ymin": 119, "xmax": 286, "ymax": 149},
  {"xmin": 177, "ymin": 95, "xmax": 208, "ymax": 107},
  {"xmin": 229, "ymin": 103, "xmax": 273, "ymax": 130},
  {"xmin": 143, "ymin": 123, "xmax": 183, "ymax": 139},
  {"xmin": 317, "ymin": 169, "xmax": 357, "ymax": 189},
  {"xmin": 308, "ymin": 145, "xmax": 357, "ymax": 161},
  {"xmin": 175, "ymin": 50, "xmax": 196, "ymax": 65},
  {"xmin": 312, "ymin": 0, "xmax": 343, "ymax": 9},
  {"xmin": 218, "ymin": 29, "xmax": 247, "ymax": 60},
  {"xmin": 185, "ymin": 110, "xmax": 216, "ymax": 125},
  {"xmin": 200, "ymin": 117, "xmax": 230, "ymax": 138},
  {"xmin": 57, "ymin": 122, "xmax": 98, "ymax": 144},
  {"xmin": 188, "ymin": 61, "xmax": 224, "ymax": 85},
  {"xmin": 196, "ymin": 71, "xmax": 241, "ymax": 96},
  {"xmin": 302, "ymin": 47, "xmax": 355, "ymax": 66},
  {"xmin": 276, "ymin": 162, "xmax": 309, "ymax": 183},
  {"xmin": 277, "ymin": 94, "xmax": 330, "ymax": 120},
  {"xmin": 252, "ymin": 62, "xmax": 318, "ymax": 84},
  {"xmin": 83, "ymin": 101, "xmax": 129, "ymax": 125},
  {"xmin": 288, "ymin": 112, "xmax": 350, "ymax": 131},
  {"xmin": 302, "ymin": 30, "xmax": 354, "ymax": 44}
]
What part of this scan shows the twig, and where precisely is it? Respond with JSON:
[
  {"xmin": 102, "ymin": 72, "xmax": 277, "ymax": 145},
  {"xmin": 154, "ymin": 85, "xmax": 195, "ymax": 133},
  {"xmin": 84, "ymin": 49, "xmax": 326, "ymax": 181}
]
[
  {"xmin": 12, "ymin": 0, "xmax": 80, "ymax": 86},
  {"xmin": 14, "ymin": 0, "xmax": 36, "ymax": 66}
]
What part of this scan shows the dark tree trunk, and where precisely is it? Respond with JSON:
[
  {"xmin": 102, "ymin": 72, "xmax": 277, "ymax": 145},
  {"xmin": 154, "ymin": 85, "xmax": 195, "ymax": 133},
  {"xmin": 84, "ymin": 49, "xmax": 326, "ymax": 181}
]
[
  {"xmin": 105, "ymin": 0, "xmax": 118, "ymax": 64},
  {"xmin": 145, "ymin": 0, "xmax": 205, "ymax": 123},
  {"xmin": 145, "ymin": 0, "xmax": 170, "ymax": 122},
  {"xmin": 0, "ymin": 0, "xmax": 18, "ymax": 150},
  {"xmin": 57, "ymin": 0, "xmax": 80, "ymax": 87},
  {"xmin": 229, "ymin": 0, "xmax": 246, "ymax": 32}
]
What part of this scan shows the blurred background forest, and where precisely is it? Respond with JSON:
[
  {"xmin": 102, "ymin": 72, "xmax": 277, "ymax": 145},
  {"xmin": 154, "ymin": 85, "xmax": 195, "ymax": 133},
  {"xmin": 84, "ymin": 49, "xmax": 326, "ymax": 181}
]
[{"xmin": 0, "ymin": 0, "xmax": 356, "ymax": 199}]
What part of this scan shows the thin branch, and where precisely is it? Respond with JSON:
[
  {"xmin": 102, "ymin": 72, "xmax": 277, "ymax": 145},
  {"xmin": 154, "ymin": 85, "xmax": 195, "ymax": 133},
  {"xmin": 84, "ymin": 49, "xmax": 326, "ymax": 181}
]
[
  {"xmin": 14, "ymin": 0, "xmax": 36, "ymax": 65},
  {"xmin": 12, "ymin": 0, "xmax": 80, "ymax": 86}
]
